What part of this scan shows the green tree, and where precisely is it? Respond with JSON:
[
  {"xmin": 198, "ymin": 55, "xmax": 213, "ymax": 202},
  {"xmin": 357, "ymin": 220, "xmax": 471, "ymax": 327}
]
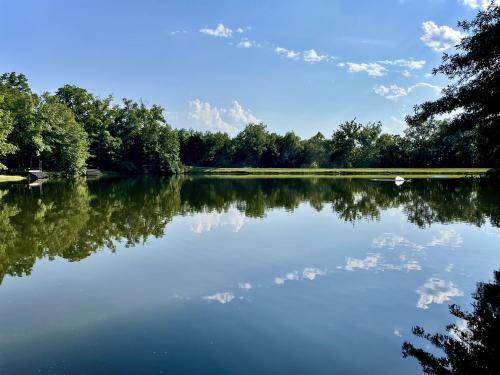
[
  {"xmin": 276, "ymin": 131, "xmax": 304, "ymax": 167},
  {"xmin": 0, "ymin": 104, "xmax": 17, "ymax": 169},
  {"xmin": 407, "ymin": 5, "xmax": 500, "ymax": 166},
  {"xmin": 0, "ymin": 72, "xmax": 44, "ymax": 169},
  {"xmin": 330, "ymin": 120, "xmax": 362, "ymax": 167},
  {"xmin": 303, "ymin": 132, "xmax": 329, "ymax": 167},
  {"xmin": 233, "ymin": 123, "xmax": 270, "ymax": 166},
  {"xmin": 38, "ymin": 95, "xmax": 89, "ymax": 176},
  {"xmin": 111, "ymin": 100, "xmax": 181, "ymax": 174},
  {"xmin": 56, "ymin": 85, "xmax": 118, "ymax": 168}
]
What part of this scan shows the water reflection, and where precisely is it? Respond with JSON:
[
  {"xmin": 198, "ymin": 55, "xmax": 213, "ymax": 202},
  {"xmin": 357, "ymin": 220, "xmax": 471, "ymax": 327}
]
[
  {"xmin": 403, "ymin": 270, "xmax": 500, "ymax": 374},
  {"xmin": 0, "ymin": 176, "xmax": 499, "ymax": 284}
]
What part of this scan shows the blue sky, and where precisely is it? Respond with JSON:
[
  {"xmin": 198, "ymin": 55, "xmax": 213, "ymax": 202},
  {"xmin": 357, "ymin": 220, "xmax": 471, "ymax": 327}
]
[{"xmin": 0, "ymin": 0, "xmax": 490, "ymax": 137}]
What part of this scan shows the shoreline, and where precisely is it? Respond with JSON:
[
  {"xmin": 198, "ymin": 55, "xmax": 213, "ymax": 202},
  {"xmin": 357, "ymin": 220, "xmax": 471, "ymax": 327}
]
[{"xmin": 185, "ymin": 167, "xmax": 490, "ymax": 176}]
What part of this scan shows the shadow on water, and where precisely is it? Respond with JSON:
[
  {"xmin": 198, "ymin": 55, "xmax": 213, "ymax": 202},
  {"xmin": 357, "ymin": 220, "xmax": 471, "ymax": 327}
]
[
  {"xmin": 0, "ymin": 176, "xmax": 499, "ymax": 284},
  {"xmin": 403, "ymin": 269, "xmax": 500, "ymax": 375}
]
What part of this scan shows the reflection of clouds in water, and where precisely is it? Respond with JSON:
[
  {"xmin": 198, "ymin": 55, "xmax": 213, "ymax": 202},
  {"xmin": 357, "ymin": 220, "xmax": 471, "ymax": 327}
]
[
  {"xmin": 449, "ymin": 318, "xmax": 469, "ymax": 342},
  {"xmin": 345, "ymin": 254, "xmax": 381, "ymax": 271},
  {"xmin": 275, "ymin": 268, "xmax": 326, "ymax": 285},
  {"xmin": 428, "ymin": 228, "xmax": 463, "ymax": 248},
  {"xmin": 274, "ymin": 277, "xmax": 286, "ymax": 285},
  {"xmin": 416, "ymin": 278, "xmax": 463, "ymax": 309},
  {"xmin": 203, "ymin": 292, "xmax": 235, "ymax": 304},
  {"xmin": 238, "ymin": 282, "xmax": 252, "ymax": 290},
  {"xmin": 302, "ymin": 268, "xmax": 326, "ymax": 280},
  {"xmin": 191, "ymin": 207, "xmax": 246, "ymax": 233},
  {"xmin": 373, "ymin": 233, "xmax": 406, "ymax": 248},
  {"xmin": 400, "ymin": 261, "xmax": 422, "ymax": 271},
  {"xmin": 445, "ymin": 263, "xmax": 454, "ymax": 272},
  {"xmin": 344, "ymin": 254, "xmax": 421, "ymax": 272},
  {"xmin": 372, "ymin": 233, "xmax": 423, "ymax": 251}
]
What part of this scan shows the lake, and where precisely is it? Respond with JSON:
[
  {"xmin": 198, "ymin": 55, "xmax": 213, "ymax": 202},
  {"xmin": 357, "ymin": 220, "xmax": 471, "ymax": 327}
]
[{"xmin": 0, "ymin": 176, "xmax": 499, "ymax": 374}]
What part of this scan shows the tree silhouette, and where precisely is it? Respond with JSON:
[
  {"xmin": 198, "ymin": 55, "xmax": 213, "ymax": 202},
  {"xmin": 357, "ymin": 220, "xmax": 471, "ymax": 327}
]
[{"xmin": 403, "ymin": 270, "xmax": 500, "ymax": 375}]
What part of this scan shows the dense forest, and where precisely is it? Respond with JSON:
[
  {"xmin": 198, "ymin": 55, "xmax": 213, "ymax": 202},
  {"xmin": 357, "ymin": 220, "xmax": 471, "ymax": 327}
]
[{"xmin": 0, "ymin": 6, "xmax": 498, "ymax": 176}]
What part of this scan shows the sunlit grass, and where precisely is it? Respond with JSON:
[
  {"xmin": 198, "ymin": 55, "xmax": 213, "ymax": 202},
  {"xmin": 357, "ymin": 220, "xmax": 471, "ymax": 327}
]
[
  {"xmin": 187, "ymin": 167, "xmax": 490, "ymax": 176},
  {"xmin": 0, "ymin": 175, "xmax": 26, "ymax": 183}
]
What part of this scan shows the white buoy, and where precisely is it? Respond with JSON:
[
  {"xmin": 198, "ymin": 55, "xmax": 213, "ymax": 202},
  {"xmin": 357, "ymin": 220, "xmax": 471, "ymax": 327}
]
[{"xmin": 395, "ymin": 176, "xmax": 405, "ymax": 186}]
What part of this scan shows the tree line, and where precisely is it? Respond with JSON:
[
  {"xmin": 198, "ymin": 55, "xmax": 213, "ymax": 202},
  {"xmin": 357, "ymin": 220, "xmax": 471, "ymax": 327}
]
[{"xmin": 0, "ymin": 6, "xmax": 498, "ymax": 175}]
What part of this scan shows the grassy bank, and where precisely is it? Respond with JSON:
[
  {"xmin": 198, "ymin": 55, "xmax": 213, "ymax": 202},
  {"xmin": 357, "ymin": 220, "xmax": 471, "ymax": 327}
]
[
  {"xmin": 0, "ymin": 175, "xmax": 26, "ymax": 183},
  {"xmin": 187, "ymin": 167, "xmax": 490, "ymax": 176}
]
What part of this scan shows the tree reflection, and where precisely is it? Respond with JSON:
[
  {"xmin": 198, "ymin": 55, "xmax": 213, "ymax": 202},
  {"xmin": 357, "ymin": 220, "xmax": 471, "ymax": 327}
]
[
  {"xmin": 403, "ymin": 270, "xmax": 500, "ymax": 375},
  {"xmin": 0, "ymin": 176, "xmax": 499, "ymax": 283}
]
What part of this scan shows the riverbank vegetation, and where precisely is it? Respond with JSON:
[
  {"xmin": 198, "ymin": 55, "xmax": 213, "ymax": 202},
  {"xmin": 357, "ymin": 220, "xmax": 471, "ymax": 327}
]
[{"xmin": 0, "ymin": 6, "xmax": 497, "ymax": 176}]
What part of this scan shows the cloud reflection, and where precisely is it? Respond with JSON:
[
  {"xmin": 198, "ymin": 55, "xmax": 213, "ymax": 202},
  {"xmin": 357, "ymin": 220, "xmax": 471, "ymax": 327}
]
[
  {"xmin": 275, "ymin": 268, "xmax": 326, "ymax": 285},
  {"xmin": 416, "ymin": 278, "xmax": 463, "ymax": 309},
  {"xmin": 428, "ymin": 228, "xmax": 463, "ymax": 248},
  {"xmin": 203, "ymin": 292, "xmax": 235, "ymax": 304},
  {"xmin": 191, "ymin": 207, "xmax": 246, "ymax": 233},
  {"xmin": 238, "ymin": 282, "xmax": 252, "ymax": 290}
]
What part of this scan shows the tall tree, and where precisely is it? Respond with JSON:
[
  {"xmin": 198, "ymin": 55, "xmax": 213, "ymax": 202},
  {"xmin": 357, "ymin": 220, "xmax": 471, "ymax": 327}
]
[
  {"xmin": 38, "ymin": 95, "xmax": 89, "ymax": 176},
  {"xmin": 0, "ymin": 103, "xmax": 17, "ymax": 170},
  {"xmin": 0, "ymin": 73, "xmax": 44, "ymax": 169},
  {"xmin": 233, "ymin": 123, "xmax": 270, "ymax": 166},
  {"xmin": 56, "ymin": 85, "xmax": 118, "ymax": 168},
  {"xmin": 407, "ymin": 5, "xmax": 500, "ymax": 166}
]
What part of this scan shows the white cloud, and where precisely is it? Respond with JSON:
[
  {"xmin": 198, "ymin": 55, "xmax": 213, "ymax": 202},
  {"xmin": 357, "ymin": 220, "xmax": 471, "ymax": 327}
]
[
  {"xmin": 342, "ymin": 62, "xmax": 388, "ymax": 76},
  {"xmin": 222, "ymin": 101, "xmax": 259, "ymax": 125},
  {"xmin": 200, "ymin": 23, "xmax": 233, "ymax": 38},
  {"xmin": 275, "ymin": 47, "xmax": 302, "ymax": 60},
  {"xmin": 420, "ymin": 21, "xmax": 463, "ymax": 52},
  {"xmin": 374, "ymin": 82, "xmax": 442, "ymax": 100},
  {"xmin": 236, "ymin": 27, "xmax": 245, "ymax": 33},
  {"xmin": 169, "ymin": 30, "xmax": 187, "ymax": 36},
  {"xmin": 275, "ymin": 47, "xmax": 332, "ymax": 63},
  {"xmin": 416, "ymin": 278, "xmax": 463, "ymax": 309},
  {"xmin": 374, "ymin": 85, "xmax": 408, "ymax": 100},
  {"xmin": 303, "ymin": 49, "xmax": 327, "ymax": 63},
  {"xmin": 408, "ymin": 82, "xmax": 442, "ymax": 95},
  {"xmin": 428, "ymin": 228, "xmax": 463, "ymax": 248},
  {"xmin": 189, "ymin": 99, "xmax": 259, "ymax": 135},
  {"xmin": 459, "ymin": 0, "xmax": 500, "ymax": 9},
  {"xmin": 394, "ymin": 329, "xmax": 403, "ymax": 337},
  {"xmin": 190, "ymin": 207, "xmax": 247, "ymax": 233},
  {"xmin": 237, "ymin": 38, "xmax": 254, "ymax": 48},
  {"xmin": 379, "ymin": 58, "xmax": 426, "ymax": 70},
  {"xmin": 203, "ymin": 292, "xmax": 235, "ymax": 304}
]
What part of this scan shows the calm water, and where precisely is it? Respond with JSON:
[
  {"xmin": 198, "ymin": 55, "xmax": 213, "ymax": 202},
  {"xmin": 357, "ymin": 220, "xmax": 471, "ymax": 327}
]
[{"xmin": 0, "ymin": 176, "xmax": 499, "ymax": 374}]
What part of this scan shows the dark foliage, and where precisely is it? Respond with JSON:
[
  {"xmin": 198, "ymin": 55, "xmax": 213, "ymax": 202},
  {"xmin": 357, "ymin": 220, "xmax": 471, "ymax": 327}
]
[
  {"xmin": 407, "ymin": 5, "xmax": 500, "ymax": 166},
  {"xmin": 403, "ymin": 270, "xmax": 500, "ymax": 375}
]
